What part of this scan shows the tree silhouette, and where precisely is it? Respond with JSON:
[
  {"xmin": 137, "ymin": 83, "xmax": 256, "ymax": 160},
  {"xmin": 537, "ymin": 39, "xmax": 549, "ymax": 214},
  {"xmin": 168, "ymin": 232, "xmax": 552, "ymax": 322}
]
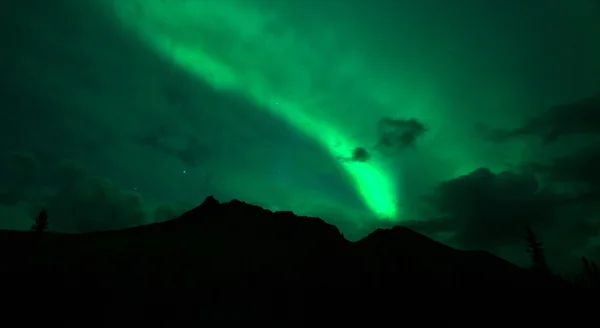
[
  {"xmin": 30, "ymin": 209, "xmax": 48, "ymax": 234},
  {"xmin": 524, "ymin": 224, "xmax": 550, "ymax": 274},
  {"xmin": 579, "ymin": 257, "xmax": 600, "ymax": 288}
]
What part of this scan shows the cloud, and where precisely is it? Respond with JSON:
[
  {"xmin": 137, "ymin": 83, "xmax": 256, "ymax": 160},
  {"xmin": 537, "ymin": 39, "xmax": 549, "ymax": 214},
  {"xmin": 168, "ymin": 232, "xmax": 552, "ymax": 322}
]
[
  {"xmin": 46, "ymin": 175, "xmax": 149, "ymax": 232},
  {"xmin": 337, "ymin": 146, "xmax": 371, "ymax": 163},
  {"xmin": 2, "ymin": 151, "xmax": 41, "ymax": 186},
  {"xmin": 410, "ymin": 168, "xmax": 560, "ymax": 250},
  {"xmin": 486, "ymin": 92, "xmax": 600, "ymax": 204},
  {"xmin": 408, "ymin": 139, "xmax": 600, "ymax": 269},
  {"xmin": 374, "ymin": 117, "xmax": 427, "ymax": 155},
  {"xmin": 0, "ymin": 153, "xmax": 152, "ymax": 232},
  {"xmin": 52, "ymin": 160, "xmax": 88, "ymax": 187},
  {"xmin": 480, "ymin": 94, "xmax": 600, "ymax": 143},
  {"xmin": 137, "ymin": 125, "xmax": 210, "ymax": 167},
  {"xmin": 0, "ymin": 203, "xmax": 34, "ymax": 231},
  {"xmin": 40, "ymin": 160, "xmax": 153, "ymax": 232},
  {"xmin": 417, "ymin": 93, "xmax": 600, "ymax": 269},
  {"xmin": 0, "ymin": 151, "xmax": 44, "ymax": 206},
  {"xmin": 547, "ymin": 143, "xmax": 600, "ymax": 186}
]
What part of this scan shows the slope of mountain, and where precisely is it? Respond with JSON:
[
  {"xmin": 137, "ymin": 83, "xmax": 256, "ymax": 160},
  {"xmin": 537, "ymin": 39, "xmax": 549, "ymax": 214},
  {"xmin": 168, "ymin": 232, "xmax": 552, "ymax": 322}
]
[
  {"xmin": 0, "ymin": 196, "xmax": 566, "ymax": 286},
  {"xmin": 0, "ymin": 196, "xmax": 569, "ymax": 322}
]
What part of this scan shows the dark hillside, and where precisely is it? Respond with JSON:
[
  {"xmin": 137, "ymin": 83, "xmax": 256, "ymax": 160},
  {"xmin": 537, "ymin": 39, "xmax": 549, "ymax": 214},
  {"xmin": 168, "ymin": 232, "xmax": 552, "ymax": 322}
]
[{"xmin": 0, "ymin": 196, "xmax": 570, "ymax": 323}]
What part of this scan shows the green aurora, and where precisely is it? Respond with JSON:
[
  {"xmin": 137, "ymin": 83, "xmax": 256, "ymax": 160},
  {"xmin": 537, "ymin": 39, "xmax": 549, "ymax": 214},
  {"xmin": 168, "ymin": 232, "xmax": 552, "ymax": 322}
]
[
  {"xmin": 103, "ymin": 0, "xmax": 598, "ymax": 224},
  {"xmin": 2, "ymin": 0, "xmax": 600, "ymax": 271},
  {"xmin": 109, "ymin": 0, "xmax": 406, "ymax": 221}
]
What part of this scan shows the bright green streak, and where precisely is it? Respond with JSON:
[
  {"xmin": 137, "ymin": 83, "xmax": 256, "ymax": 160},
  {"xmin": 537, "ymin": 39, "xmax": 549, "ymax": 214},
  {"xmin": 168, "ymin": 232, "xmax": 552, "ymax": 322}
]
[
  {"xmin": 158, "ymin": 36, "xmax": 398, "ymax": 220},
  {"xmin": 107, "ymin": 0, "xmax": 400, "ymax": 220}
]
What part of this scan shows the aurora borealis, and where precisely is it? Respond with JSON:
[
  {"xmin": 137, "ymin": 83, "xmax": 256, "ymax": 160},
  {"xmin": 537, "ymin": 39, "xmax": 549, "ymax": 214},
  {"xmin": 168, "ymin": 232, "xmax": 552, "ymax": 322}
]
[
  {"xmin": 1, "ymin": 0, "xmax": 599, "ymax": 272},
  {"xmin": 110, "ymin": 0, "xmax": 404, "ymax": 221}
]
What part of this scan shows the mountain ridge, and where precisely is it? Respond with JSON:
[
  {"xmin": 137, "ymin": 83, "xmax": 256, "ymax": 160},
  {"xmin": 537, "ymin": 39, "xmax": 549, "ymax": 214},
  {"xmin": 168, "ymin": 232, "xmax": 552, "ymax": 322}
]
[{"xmin": 0, "ymin": 195, "xmax": 567, "ymax": 289}]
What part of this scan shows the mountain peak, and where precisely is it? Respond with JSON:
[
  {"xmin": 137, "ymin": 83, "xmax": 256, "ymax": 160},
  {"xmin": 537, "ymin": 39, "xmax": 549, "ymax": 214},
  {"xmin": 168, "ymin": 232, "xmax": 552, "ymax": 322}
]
[
  {"xmin": 200, "ymin": 195, "xmax": 219, "ymax": 208},
  {"xmin": 0, "ymin": 196, "xmax": 569, "ymax": 290}
]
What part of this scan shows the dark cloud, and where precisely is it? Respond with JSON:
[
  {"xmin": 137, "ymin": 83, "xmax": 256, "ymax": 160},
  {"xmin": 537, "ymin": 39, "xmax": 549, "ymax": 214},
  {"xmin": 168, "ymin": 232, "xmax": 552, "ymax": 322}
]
[
  {"xmin": 408, "ymin": 92, "xmax": 600, "ymax": 269},
  {"xmin": 374, "ymin": 117, "xmax": 427, "ymax": 155},
  {"xmin": 524, "ymin": 143, "xmax": 600, "ymax": 211},
  {"xmin": 409, "ymin": 141, "xmax": 600, "ymax": 269},
  {"xmin": 411, "ymin": 168, "xmax": 560, "ymax": 249},
  {"xmin": 350, "ymin": 147, "xmax": 370, "ymax": 162},
  {"xmin": 0, "ymin": 151, "xmax": 43, "ymax": 206},
  {"xmin": 52, "ymin": 160, "xmax": 88, "ymax": 187},
  {"xmin": 485, "ymin": 92, "xmax": 600, "ymax": 204},
  {"xmin": 2, "ymin": 151, "xmax": 41, "ymax": 187},
  {"xmin": 480, "ymin": 94, "xmax": 600, "ymax": 143},
  {"xmin": 547, "ymin": 144, "xmax": 600, "ymax": 185},
  {"xmin": 0, "ymin": 153, "xmax": 151, "ymax": 232},
  {"xmin": 338, "ymin": 147, "xmax": 371, "ymax": 163},
  {"xmin": 43, "ymin": 161, "xmax": 157, "ymax": 232},
  {"xmin": 46, "ymin": 176, "xmax": 149, "ymax": 232},
  {"xmin": 137, "ymin": 126, "xmax": 210, "ymax": 167}
]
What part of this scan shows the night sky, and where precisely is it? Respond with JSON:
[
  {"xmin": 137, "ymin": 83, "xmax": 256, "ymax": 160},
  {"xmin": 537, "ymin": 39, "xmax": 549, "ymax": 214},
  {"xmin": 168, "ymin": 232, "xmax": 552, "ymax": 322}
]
[{"xmin": 1, "ymin": 0, "xmax": 599, "ymax": 273}]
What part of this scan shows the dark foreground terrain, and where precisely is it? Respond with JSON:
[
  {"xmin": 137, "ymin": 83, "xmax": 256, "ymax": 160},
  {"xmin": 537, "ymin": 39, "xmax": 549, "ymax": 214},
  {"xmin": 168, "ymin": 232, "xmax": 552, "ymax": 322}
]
[{"xmin": 0, "ymin": 196, "xmax": 572, "ymax": 323}]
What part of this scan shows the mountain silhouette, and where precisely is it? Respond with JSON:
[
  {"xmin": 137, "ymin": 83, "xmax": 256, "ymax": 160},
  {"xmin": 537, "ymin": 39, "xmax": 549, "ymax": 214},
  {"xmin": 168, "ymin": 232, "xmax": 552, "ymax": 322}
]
[{"xmin": 0, "ymin": 195, "xmax": 570, "ymax": 323}]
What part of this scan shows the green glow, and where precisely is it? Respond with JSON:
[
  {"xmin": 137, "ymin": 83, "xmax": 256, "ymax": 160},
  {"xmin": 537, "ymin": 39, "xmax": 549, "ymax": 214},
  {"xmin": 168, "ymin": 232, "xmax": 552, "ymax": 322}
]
[
  {"xmin": 107, "ymin": 0, "xmax": 400, "ymax": 220},
  {"xmin": 161, "ymin": 38, "xmax": 398, "ymax": 219}
]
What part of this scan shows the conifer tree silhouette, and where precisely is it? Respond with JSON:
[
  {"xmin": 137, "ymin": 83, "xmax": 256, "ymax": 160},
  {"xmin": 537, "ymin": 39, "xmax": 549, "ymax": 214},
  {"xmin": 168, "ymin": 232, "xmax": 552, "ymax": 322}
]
[
  {"xmin": 524, "ymin": 224, "xmax": 550, "ymax": 274},
  {"xmin": 30, "ymin": 209, "xmax": 48, "ymax": 234},
  {"xmin": 580, "ymin": 257, "xmax": 600, "ymax": 288}
]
